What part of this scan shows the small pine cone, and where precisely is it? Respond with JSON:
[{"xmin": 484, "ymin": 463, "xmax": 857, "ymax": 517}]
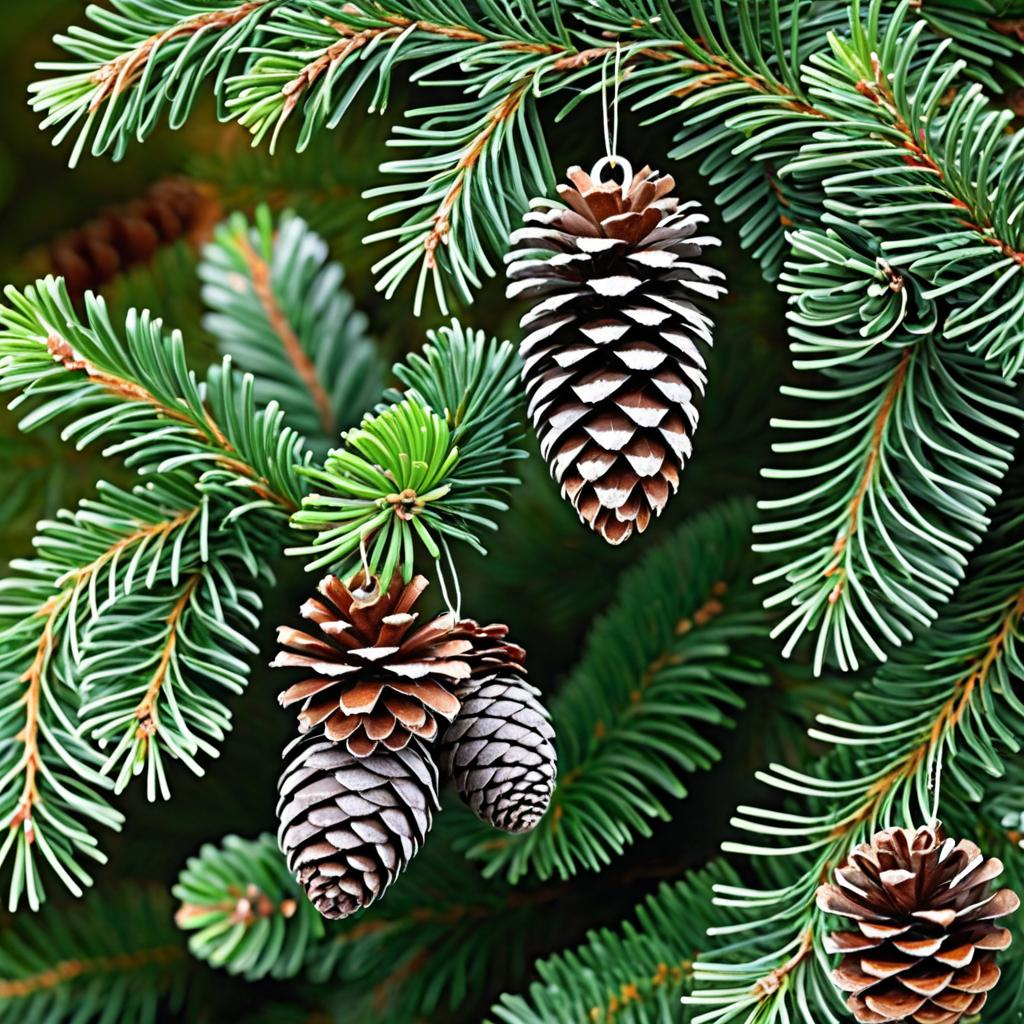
[
  {"xmin": 46, "ymin": 177, "xmax": 219, "ymax": 300},
  {"xmin": 277, "ymin": 732, "xmax": 439, "ymax": 920},
  {"xmin": 440, "ymin": 676, "xmax": 556, "ymax": 833},
  {"xmin": 816, "ymin": 823, "xmax": 1020, "ymax": 1023},
  {"xmin": 273, "ymin": 573, "xmax": 523, "ymax": 757},
  {"xmin": 506, "ymin": 161, "xmax": 724, "ymax": 544}
]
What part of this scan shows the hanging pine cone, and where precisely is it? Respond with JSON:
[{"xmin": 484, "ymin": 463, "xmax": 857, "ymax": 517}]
[
  {"xmin": 816, "ymin": 823, "xmax": 1019, "ymax": 1024},
  {"xmin": 506, "ymin": 158, "xmax": 724, "ymax": 544},
  {"xmin": 440, "ymin": 676, "xmax": 556, "ymax": 833},
  {"xmin": 277, "ymin": 732, "xmax": 439, "ymax": 920},
  {"xmin": 272, "ymin": 573, "xmax": 524, "ymax": 757}
]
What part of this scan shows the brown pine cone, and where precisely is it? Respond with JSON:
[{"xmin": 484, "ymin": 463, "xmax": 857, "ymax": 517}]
[
  {"xmin": 506, "ymin": 161, "xmax": 724, "ymax": 544},
  {"xmin": 277, "ymin": 732, "xmax": 438, "ymax": 920},
  {"xmin": 816, "ymin": 823, "xmax": 1020, "ymax": 1023},
  {"xmin": 45, "ymin": 178, "xmax": 220, "ymax": 300},
  {"xmin": 440, "ymin": 676, "xmax": 556, "ymax": 833},
  {"xmin": 272, "ymin": 573, "xmax": 524, "ymax": 757}
]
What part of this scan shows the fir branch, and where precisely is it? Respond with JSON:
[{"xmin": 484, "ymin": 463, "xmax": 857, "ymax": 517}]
[
  {"xmin": 0, "ymin": 886, "xmax": 186, "ymax": 1022},
  {"xmin": 174, "ymin": 833, "xmax": 324, "ymax": 980},
  {"xmin": 489, "ymin": 863, "xmax": 740, "ymax": 1024},
  {"xmin": 29, "ymin": 1, "xmax": 282, "ymax": 166},
  {"xmin": 458, "ymin": 499, "xmax": 770, "ymax": 883},
  {"xmin": 0, "ymin": 277, "xmax": 308, "ymax": 513},
  {"xmin": 200, "ymin": 205, "xmax": 382, "ymax": 448},
  {"xmin": 72, "ymin": 483, "xmax": 273, "ymax": 800},
  {"xmin": 290, "ymin": 319, "xmax": 523, "ymax": 587},
  {"xmin": 685, "ymin": 492, "xmax": 1024, "ymax": 1021},
  {"xmin": 755, "ymin": 228, "xmax": 1022, "ymax": 673},
  {"xmin": 0, "ymin": 472, "xmax": 278, "ymax": 908}
]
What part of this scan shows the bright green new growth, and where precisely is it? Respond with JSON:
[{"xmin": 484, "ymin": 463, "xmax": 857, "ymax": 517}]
[
  {"xmin": 290, "ymin": 316, "xmax": 524, "ymax": 588},
  {"xmin": 292, "ymin": 399, "xmax": 462, "ymax": 585}
]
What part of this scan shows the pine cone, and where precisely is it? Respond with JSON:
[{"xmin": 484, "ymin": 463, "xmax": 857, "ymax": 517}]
[
  {"xmin": 506, "ymin": 161, "xmax": 724, "ymax": 544},
  {"xmin": 440, "ymin": 676, "xmax": 556, "ymax": 833},
  {"xmin": 45, "ymin": 178, "xmax": 220, "ymax": 301},
  {"xmin": 277, "ymin": 732, "xmax": 439, "ymax": 920},
  {"xmin": 816, "ymin": 823, "xmax": 1020, "ymax": 1023},
  {"xmin": 272, "ymin": 573, "xmax": 524, "ymax": 757}
]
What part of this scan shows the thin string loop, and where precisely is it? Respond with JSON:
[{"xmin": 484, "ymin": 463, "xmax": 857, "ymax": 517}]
[
  {"xmin": 601, "ymin": 42, "xmax": 623, "ymax": 166},
  {"xmin": 358, "ymin": 532, "xmax": 372, "ymax": 588},
  {"xmin": 435, "ymin": 536, "xmax": 462, "ymax": 618},
  {"xmin": 928, "ymin": 746, "xmax": 944, "ymax": 826}
]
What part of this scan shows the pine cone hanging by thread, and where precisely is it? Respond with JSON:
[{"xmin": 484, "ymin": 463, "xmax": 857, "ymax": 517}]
[
  {"xmin": 506, "ymin": 159, "xmax": 725, "ymax": 544},
  {"xmin": 440, "ymin": 676, "xmax": 556, "ymax": 833},
  {"xmin": 816, "ymin": 823, "xmax": 1019, "ymax": 1023},
  {"xmin": 277, "ymin": 732, "xmax": 439, "ymax": 920},
  {"xmin": 272, "ymin": 573, "xmax": 524, "ymax": 757}
]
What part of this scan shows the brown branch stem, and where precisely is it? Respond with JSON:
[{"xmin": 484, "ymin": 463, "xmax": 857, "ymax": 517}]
[
  {"xmin": 236, "ymin": 234, "xmax": 335, "ymax": 433},
  {"xmin": 45, "ymin": 332, "xmax": 295, "ymax": 510},
  {"xmin": 88, "ymin": 2, "xmax": 270, "ymax": 112}
]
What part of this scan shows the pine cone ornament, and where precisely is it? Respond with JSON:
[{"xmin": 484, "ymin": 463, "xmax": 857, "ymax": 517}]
[
  {"xmin": 277, "ymin": 732, "xmax": 439, "ymax": 920},
  {"xmin": 506, "ymin": 158, "xmax": 725, "ymax": 544},
  {"xmin": 440, "ymin": 676, "xmax": 556, "ymax": 833},
  {"xmin": 816, "ymin": 823, "xmax": 1020, "ymax": 1023},
  {"xmin": 272, "ymin": 573, "xmax": 523, "ymax": 757}
]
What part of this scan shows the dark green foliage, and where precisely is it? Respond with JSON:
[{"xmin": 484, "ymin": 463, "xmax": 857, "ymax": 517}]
[
  {"xmin": 173, "ymin": 833, "xmax": 324, "ymax": 981},
  {"xmin": 0, "ymin": 886, "xmax": 187, "ymax": 1023},
  {"xmin": 686, "ymin": 492, "xmax": 1024, "ymax": 1021},
  {"xmin": 489, "ymin": 863, "xmax": 739, "ymax": 1024},
  {"xmin": 458, "ymin": 499, "xmax": 770, "ymax": 882}
]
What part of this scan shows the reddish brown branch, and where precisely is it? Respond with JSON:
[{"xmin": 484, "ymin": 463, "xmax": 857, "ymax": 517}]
[
  {"xmin": 133, "ymin": 576, "xmax": 201, "ymax": 742},
  {"xmin": 424, "ymin": 84, "xmax": 529, "ymax": 266},
  {"xmin": 45, "ymin": 332, "xmax": 294, "ymax": 510},
  {"xmin": 825, "ymin": 348, "xmax": 912, "ymax": 602},
  {"xmin": 89, "ymin": 2, "xmax": 268, "ymax": 112},
  {"xmin": 236, "ymin": 234, "xmax": 335, "ymax": 433},
  {"xmin": 0, "ymin": 945, "xmax": 184, "ymax": 998}
]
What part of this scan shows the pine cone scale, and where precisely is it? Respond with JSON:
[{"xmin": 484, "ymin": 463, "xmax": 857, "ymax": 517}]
[
  {"xmin": 818, "ymin": 824, "xmax": 1019, "ymax": 1024},
  {"xmin": 440, "ymin": 676, "xmax": 556, "ymax": 834},
  {"xmin": 508, "ymin": 163, "xmax": 724, "ymax": 544},
  {"xmin": 273, "ymin": 573, "xmax": 521, "ymax": 756}
]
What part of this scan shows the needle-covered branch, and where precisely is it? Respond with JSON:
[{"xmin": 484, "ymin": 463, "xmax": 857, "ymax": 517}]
[
  {"xmin": 0, "ymin": 277, "xmax": 309, "ymax": 513},
  {"xmin": 200, "ymin": 205, "xmax": 382, "ymax": 449},
  {"xmin": 457, "ymin": 499, "xmax": 771, "ymax": 883},
  {"xmin": 685, "ymin": 492, "xmax": 1024, "ymax": 1022}
]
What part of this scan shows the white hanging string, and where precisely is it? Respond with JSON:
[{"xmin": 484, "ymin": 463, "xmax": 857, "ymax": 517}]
[
  {"xmin": 434, "ymin": 536, "xmax": 462, "ymax": 618},
  {"xmin": 358, "ymin": 531, "xmax": 372, "ymax": 588},
  {"xmin": 601, "ymin": 42, "xmax": 623, "ymax": 167},
  {"xmin": 928, "ymin": 745, "xmax": 944, "ymax": 826}
]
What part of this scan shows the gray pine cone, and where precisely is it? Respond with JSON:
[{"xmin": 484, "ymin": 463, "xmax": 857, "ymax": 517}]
[
  {"xmin": 440, "ymin": 677, "xmax": 556, "ymax": 833},
  {"xmin": 277, "ymin": 732, "xmax": 439, "ymax": 920}
]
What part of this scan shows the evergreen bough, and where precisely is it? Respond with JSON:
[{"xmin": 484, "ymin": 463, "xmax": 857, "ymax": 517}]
[{"xmin": 1, "ymin": 1, "xmax": 1023, "ymax": 1022}]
